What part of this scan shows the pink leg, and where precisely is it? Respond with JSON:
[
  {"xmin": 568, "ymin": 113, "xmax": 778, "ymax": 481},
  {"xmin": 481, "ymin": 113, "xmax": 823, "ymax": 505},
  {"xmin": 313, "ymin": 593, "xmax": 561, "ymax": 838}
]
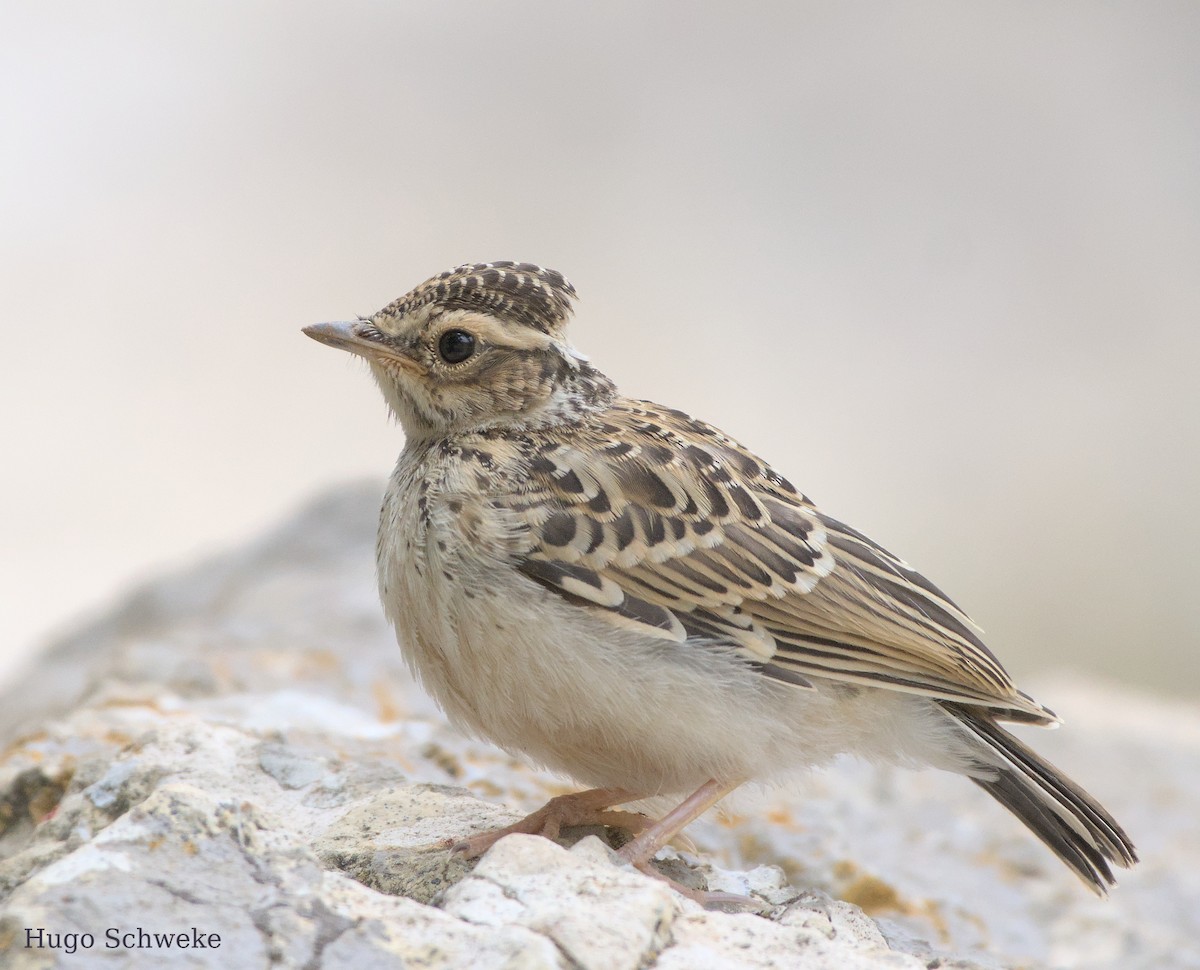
[
  {"xmin": 451, "ymin": 787, "xmax": 648, "ymax": 858},
  {"xmin": 617, "ymin": 778, "xmax": 739, "ymax": 866},
  {"xmin": 617, "ymin": 778, "xmax": 759, "ymax": 909}
]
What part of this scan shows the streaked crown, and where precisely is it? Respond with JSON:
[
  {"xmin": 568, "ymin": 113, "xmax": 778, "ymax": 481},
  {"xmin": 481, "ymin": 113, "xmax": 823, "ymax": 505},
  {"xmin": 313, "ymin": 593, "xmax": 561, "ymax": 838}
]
[{"xmin": 377, "ymin": 261, "xmax": 578, "ymax": 338}]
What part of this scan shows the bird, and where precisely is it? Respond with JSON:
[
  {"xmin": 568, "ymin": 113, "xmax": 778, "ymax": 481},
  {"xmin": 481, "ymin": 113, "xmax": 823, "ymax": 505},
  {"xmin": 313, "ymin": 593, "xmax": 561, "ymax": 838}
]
[{"xmin": 302, "ymin": 261, "xmax": 1136, "ymax": 902}]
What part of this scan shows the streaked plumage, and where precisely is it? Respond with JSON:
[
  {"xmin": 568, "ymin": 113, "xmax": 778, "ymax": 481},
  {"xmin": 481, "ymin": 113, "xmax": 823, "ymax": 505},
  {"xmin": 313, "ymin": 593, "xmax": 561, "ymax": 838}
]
[{"xmin": 303, "ymin": 261, "xmax": 1136, "ymax": 899}]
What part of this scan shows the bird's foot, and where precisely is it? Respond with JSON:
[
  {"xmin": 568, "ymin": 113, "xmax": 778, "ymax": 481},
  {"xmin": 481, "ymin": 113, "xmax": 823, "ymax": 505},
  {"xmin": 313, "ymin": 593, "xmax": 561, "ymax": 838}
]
[{"xmin": 450, "ymin": 786, "xmax": 646, "ymax": 859}]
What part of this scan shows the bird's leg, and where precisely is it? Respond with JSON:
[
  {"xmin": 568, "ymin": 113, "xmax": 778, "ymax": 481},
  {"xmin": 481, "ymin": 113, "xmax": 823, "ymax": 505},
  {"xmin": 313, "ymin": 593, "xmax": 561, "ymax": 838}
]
[
  {"xmin": 614, "ymin": 778, "xmax": 762, "ymax": 910},
  {"xmin": 451, "ymin": 786, "xmax": 648, "ymax": 858},
  {"xmin": 617, "ymin": 778, "xmax": 738, "ymax": 867},
  {"xmin": 454, "ymin": 780, "xmax": 759, "ymax": 909}
]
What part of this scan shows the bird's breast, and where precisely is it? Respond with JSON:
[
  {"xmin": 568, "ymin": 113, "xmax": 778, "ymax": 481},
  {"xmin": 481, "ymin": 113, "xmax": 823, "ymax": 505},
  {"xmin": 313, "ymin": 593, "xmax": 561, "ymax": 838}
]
[{"xmin": 376, "ymin": 448, "xmax": 534, "ymax": 733}]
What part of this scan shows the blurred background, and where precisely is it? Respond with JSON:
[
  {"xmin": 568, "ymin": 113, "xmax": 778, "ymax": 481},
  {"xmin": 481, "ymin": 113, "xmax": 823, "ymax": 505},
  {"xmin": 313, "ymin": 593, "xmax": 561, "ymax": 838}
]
[{"xmin": 2, "ymin": 1, "xmax": 1197, "ymax": 697}]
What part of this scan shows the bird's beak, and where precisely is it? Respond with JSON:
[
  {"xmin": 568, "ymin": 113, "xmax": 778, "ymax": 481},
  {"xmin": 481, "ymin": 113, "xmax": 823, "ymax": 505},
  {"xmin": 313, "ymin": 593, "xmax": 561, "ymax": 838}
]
[
  {"xmin": 302, "ymin": 320, "xmax": 377, "ymax": 356},
  {"xmin": 302, "ymin": 321, "xmax": 419, "ymax": 372}
]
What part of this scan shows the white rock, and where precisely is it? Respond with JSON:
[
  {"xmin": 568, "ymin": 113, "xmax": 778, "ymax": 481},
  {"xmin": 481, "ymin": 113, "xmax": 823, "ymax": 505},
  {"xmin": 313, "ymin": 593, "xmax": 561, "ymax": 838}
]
[{"xmin": 443, "ymin": 835, "xmax": 677, "ymax": 970}]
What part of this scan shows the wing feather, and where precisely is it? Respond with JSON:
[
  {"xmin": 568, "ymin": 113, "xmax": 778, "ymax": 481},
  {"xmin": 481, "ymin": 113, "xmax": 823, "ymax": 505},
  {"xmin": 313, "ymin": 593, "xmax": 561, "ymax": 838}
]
[{"xmin": 501, "ymin": 400, "xmax": 1053, "ymax": 723}]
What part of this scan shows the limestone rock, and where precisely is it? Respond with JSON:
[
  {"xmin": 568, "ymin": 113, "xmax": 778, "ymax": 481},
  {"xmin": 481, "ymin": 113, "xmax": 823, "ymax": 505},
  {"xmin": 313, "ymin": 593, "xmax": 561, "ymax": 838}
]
[{"xmin": 1, "ymin": 483, "xmax": 1196, "ymax": 969}]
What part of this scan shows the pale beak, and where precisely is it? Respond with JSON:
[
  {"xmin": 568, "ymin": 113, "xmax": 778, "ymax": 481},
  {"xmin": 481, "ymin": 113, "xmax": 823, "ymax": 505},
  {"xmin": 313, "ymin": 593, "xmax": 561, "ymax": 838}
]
[
  {"xmin": 303, "ymin": 320, "xmax": 377, "ymax": 356},
  {"xmin": 302, "ymin": 321, "xmax": 418, "ymax": 371}
]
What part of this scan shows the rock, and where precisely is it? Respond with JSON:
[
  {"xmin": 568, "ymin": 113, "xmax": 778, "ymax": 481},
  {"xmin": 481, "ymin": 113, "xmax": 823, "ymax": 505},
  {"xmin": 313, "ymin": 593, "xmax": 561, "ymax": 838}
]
[{"xmin": 0, "ymin": 483, "xmax": 1196, "ymax": 969}]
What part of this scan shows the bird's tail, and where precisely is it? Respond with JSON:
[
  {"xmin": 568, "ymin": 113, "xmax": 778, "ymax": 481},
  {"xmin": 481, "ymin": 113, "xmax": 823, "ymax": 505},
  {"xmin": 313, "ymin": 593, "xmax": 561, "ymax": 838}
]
[{"xmin": 944, "ymin": 703, "xmax": 1137, "ymax": 895}]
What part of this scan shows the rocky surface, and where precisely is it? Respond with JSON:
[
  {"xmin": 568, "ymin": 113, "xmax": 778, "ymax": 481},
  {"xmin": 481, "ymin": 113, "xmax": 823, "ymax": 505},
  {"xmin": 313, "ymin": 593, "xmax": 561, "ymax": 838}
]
[{"xmin": 1, "ymin": 482, "xmax": 1197, "ymax": 969}]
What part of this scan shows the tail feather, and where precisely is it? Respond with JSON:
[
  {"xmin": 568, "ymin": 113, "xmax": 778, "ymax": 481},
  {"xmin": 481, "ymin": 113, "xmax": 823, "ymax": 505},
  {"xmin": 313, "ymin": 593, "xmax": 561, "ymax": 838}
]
[{"xmin": 945, "ymin": 704, "xmax": 1138, "ymax": 895}]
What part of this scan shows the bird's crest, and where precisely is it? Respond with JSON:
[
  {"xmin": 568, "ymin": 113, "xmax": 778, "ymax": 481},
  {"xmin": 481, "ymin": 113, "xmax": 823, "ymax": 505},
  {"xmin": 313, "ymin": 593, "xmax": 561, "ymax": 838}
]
[{"xmin": 378, "ymin": 262, "xmax": 577, "ymax": 338}]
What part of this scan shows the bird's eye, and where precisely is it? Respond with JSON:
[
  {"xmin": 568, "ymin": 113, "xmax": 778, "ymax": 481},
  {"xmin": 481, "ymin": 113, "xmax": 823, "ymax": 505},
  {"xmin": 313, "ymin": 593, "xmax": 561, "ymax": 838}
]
[{"xmin": 437, "ymin": 329, "xmax": 476, "ymax": 364}]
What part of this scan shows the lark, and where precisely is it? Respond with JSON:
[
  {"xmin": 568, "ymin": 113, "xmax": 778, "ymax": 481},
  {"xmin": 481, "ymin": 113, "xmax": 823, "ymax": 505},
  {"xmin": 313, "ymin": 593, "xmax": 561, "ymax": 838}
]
[{"xmin": 303, "ymin": 261, "xmax": 1136, "ymax": 901}]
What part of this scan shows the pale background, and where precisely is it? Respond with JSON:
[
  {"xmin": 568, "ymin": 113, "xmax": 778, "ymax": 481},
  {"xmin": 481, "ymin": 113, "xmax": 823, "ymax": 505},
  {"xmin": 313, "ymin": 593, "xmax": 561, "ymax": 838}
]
[{"xmin": 2, "ymin": 1, "xmax": 1197, "ymax": 698}]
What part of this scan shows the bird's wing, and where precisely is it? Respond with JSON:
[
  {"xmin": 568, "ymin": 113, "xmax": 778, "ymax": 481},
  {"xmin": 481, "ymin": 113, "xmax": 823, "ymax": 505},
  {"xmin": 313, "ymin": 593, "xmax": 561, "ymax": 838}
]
[{"xmin": 499, "ymin": 400, "xmax": 1053, "ymax": 723}]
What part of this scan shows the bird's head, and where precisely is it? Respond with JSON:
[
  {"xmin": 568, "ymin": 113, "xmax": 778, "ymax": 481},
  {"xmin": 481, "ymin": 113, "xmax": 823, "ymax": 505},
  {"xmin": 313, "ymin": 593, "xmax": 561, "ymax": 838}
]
[{"xmin": 304, "ymin": 262, "xmax": 614, "ymax": 440}]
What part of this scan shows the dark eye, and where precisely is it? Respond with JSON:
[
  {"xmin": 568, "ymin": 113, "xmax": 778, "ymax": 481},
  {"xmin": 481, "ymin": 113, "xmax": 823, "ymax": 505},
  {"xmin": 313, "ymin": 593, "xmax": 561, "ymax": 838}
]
[{"xmin": 437, "ymin": 329, "xmax": 476, "ymax": 364}]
